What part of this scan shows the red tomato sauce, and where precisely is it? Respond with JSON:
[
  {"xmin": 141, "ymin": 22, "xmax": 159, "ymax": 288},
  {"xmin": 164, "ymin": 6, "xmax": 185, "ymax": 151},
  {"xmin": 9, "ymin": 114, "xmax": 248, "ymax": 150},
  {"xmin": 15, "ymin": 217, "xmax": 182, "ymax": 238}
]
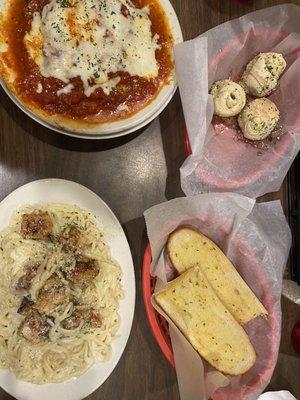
[{"xmin": 3, "ymin": 0, "xmax": 174, "ymax": 123}]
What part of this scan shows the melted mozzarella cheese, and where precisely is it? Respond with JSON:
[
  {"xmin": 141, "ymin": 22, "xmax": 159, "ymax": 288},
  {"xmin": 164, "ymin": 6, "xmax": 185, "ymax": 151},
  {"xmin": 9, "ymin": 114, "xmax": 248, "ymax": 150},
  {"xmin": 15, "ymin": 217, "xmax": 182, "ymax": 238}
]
[
  {"xmin": 0, "ymin": 43, "xmax": 8, "ymax": 53},
  {"xmin": 24, "ymin": 0, "xmax": 160, "ymax": 97},
  {"xmin": 36, "ymin": 83, "xmax": 43, "ymax": 93},
  {"xmin": 0, "ymin": 0, "xmax": 9, "ymax": 53},
  {"xmin": 0, "ymin": 0, "xmax": 8, "ymax": 14},
  {"xmin": 57, "ymin": 83, "xmax": 74, "ymax": 96}
]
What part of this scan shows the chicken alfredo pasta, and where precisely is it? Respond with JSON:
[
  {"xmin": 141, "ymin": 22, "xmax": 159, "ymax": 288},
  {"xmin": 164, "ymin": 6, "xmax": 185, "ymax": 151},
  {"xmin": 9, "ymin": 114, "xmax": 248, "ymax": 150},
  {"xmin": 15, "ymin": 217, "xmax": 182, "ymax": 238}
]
[{"xmin": 0, "ymin": 204, "xmax": 123, "ymax": 384}]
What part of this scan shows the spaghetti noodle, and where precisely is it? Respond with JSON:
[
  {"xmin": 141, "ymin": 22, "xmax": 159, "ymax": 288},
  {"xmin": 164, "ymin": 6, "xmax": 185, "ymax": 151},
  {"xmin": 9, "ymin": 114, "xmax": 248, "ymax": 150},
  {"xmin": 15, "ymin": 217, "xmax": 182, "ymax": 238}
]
[{"xmin": 0, "ymin": 203, "xmax": 123, "ymax": 384}]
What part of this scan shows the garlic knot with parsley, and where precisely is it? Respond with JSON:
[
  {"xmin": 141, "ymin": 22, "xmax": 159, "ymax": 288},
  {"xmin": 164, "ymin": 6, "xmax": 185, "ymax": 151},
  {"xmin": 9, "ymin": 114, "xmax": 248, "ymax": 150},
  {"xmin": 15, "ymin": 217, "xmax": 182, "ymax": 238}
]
[
  {"xmin": 240, "ymin": 52, "xmax": 286, "ymax": 97},
  {"xmin": 238, "ymin": 98, "xmax": 279, "ymax": 141},
  {"xmin": 210, "ymin": 80, "xmax": 246, "ymax": 118}
]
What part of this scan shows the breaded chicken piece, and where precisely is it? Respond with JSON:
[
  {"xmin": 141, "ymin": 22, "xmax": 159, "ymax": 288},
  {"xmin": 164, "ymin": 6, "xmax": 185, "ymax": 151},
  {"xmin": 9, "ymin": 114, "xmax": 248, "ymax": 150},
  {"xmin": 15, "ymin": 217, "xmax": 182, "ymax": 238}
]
[
  {"xmin": 18, "ymin": 300, "xmax": 50, "ymax": 344},
  {"xmin": 64, "ymin": 256, "xmax": 100, "ymax": 288},
  {"xmin": 59, "ymin": 226, "xmax": 87, "ymax": 253},
  {"xmin": 17, "ymin": 296, "xmax": 35, "ymax": 316},
  {"xmin": 21, "ymin": 211, "xmax": 53, "ymax": 240},
  {"xmin": 62, "ymin": 307, "xmax": 102, "ymax": 330},
  {"xmin": 35, "ymin": 274, "xmax": 70, "ymax": 317},
  {"xmin": 16, "ymin": 263, "xmax": 39, "ymax": 290}
]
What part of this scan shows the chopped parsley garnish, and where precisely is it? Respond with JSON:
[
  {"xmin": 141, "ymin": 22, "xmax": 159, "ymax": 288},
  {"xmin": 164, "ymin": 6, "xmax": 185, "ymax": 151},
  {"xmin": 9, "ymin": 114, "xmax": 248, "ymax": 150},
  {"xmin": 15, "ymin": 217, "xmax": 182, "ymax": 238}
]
[{"xmin": 58, "ymin": 0, "xmax": 70, "ymax": 7}]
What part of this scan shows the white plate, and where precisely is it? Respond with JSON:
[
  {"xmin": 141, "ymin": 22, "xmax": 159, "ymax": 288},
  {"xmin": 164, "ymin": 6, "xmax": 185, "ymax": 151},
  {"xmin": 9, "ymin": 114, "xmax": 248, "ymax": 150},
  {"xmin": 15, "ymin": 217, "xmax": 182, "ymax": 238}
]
[
  {"xmin": 0, "ymin": 179, "xmax": 136, "ymax": 400},
  {"xmin": 0, "ymin": 0, "xmax": 183, "ymax": 139}
]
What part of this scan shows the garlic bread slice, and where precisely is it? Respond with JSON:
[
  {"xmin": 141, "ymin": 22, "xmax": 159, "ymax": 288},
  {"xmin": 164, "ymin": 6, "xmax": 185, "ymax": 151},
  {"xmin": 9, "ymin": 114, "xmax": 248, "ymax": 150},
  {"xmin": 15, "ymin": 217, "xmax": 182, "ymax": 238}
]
[
  {"xmin": 156, "ymin": 266, "xmax": 256, "ymax": 375},
  {"xmin": 166, "ymin": 227, "xmax": 268, "ymax": 325}
]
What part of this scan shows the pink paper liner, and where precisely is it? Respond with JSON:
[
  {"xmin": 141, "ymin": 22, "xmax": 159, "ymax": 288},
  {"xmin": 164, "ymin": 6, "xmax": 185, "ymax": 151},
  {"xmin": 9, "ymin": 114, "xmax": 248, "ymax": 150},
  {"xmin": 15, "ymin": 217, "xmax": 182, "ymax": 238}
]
[{"xmin": 183, "ymin": 28, "xmax": 296, "ymax": 191}]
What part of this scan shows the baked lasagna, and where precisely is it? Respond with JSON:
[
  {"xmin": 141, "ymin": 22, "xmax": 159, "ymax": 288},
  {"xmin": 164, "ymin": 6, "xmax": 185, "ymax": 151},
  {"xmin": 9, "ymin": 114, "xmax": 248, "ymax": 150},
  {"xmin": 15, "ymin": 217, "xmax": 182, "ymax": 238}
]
[{"xmin": 0, "ymin": 0, "xmax": 174, "ymax": 132}]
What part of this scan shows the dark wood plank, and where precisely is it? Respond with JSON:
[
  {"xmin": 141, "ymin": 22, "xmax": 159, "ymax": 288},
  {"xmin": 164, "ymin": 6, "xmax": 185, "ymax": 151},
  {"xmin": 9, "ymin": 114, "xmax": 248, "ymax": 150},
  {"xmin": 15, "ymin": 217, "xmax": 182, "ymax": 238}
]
[{"xmin": 0, "ymin": 1, "xmax": 299, "ymax": 399}]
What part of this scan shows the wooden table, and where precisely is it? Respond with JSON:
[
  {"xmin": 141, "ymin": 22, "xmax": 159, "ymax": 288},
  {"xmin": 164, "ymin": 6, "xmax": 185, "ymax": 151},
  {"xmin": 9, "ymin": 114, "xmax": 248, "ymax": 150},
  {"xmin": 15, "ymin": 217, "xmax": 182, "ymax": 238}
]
[{"xmin": 0, "ymin": 0, "xmax": 299, "ymax": 399}]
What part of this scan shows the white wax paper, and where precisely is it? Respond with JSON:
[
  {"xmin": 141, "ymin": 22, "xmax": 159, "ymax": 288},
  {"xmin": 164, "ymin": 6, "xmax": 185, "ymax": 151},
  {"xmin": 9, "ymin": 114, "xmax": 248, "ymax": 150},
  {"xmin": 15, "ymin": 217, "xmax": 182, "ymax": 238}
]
[
  {"xmin": 144, "ymin": 193, "xmax": 291, "ymax": 400},
  {"xmin": 175, "ymin": 4, "xmax": 300, "ymax": 198},
  {"xmin": 259, "ymin": 392, "xmax": 297, "ymax": 400}
]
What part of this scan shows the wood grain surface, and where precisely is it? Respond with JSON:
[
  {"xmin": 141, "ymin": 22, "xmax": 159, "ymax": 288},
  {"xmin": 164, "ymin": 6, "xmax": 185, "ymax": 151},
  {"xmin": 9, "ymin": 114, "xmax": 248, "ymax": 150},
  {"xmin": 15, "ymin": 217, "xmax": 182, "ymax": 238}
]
[{"xmin": 0, "ymin": 1, "xmax": 299, "ymax": 399}]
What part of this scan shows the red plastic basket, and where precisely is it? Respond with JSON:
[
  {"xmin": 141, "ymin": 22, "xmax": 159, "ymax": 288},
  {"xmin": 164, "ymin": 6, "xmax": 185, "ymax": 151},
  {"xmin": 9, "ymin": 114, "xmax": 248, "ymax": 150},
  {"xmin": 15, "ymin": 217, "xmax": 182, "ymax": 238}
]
[
  {"xmin": 142, "ymin": 243, "xmax": 174, "ymax": 366},
  {"xmin": 142, "ymin": 236, "xmax": 281, "ymax": 399}
]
